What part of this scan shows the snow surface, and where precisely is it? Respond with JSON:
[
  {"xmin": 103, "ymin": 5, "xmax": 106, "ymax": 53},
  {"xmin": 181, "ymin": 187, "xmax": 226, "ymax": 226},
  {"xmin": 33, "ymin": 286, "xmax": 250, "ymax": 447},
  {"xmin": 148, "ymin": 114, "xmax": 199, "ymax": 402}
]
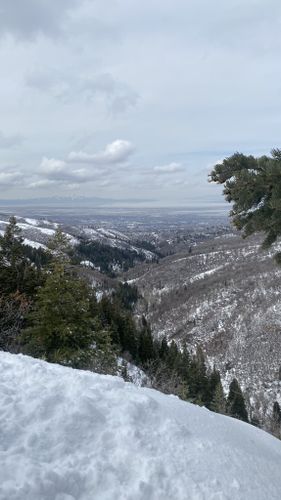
[
  {"xmin": 189, "ymin": 265, "xmax": 225, "ymax": 283},
  {"xmin": 23, "ymin": 238, "xmax": 47, "ymax": 250},
  {"xmin": 80, "ymin": 260, "xmax": 95, "ymax": 268},
  {"xmin": 1, "ymin": 352, "xmax": 281, "ymax": 500},
  {"xmin": 24, "ymin": 218, "xmax": 40, "ymax": 226}
]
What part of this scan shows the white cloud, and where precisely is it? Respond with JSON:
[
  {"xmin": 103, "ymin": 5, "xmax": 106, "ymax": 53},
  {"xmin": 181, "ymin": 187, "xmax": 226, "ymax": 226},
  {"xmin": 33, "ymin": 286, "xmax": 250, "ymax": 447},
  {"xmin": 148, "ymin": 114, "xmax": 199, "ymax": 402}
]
[
  {"xmin": 68, "ymin": 140, "xmax": 134, "ymax": 165},
  {"xmin": 25, "ymin": 140, "xmax": 136, "ymax": 189},
  {"xmin": 28, "ymin": 179, "xmax": 57, "ymax": 189},
  {"xmin": 40, "ymin": 157, "xmax": 67, "ymax": 174},
  {"xmin": 0, "ymin": 170, "xmax": 24, "ymax": 186},
  {"xmin": 0, "ymin": 0, "xmax": 280, "ymax": 204},
  {"xmin": 153, "ymin": 162, "xmax": 184, "ymax": 174}
]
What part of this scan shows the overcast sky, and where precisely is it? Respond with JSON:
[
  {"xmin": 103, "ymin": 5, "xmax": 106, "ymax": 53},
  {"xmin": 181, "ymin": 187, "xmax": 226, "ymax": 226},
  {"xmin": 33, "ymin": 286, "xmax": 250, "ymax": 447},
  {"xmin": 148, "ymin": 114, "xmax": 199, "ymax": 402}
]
[{"xmin": 0, "ymin": 0, "xmax": 280, "ymax": 206}]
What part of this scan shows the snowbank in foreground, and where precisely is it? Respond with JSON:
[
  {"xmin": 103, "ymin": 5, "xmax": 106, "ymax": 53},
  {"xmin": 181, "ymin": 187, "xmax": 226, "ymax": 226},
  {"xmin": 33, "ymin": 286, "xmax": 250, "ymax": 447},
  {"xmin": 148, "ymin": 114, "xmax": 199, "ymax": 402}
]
[{"xmin": 1, "ymin": 353, "xmax": 281, "ymax": 500}]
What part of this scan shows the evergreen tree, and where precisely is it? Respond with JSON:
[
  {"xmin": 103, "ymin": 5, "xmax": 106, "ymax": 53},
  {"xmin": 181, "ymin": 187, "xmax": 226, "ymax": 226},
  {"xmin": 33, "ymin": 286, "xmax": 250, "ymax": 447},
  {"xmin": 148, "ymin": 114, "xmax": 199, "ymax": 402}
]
[
  {"xmin": 159, "ymin": 336, "xmax": 169, "ymax": 359},
  {"xmin": 47, "ymin": 227, "xmax": 72, "ymax": 260},
  {"xmin": 22, "ymin": 230, "xmax": 117, "ymax": 372},
  {"xmin": 122, "ymin": 315, "xmax": 138, "ymax": 359},
  {"xmin": 227, "ymin": 378, "xmax": 248, "ymax": 422},
  {"xmin": 0, "ymin": 216, "xmax": 40, "ymax": 296},
  {"xmin": 138, "ymin": 323, "xmax": 154, "ymax": 365},
  {"xmin": 166, "ymin": 340, "xmax": 180, "ymax": 369},
  {"xmin": 114, "ymin": 282, "xmax": 139, "ymax": 310},
  {"xmin": 89, "ymin": 321, "xmax": 117, "ymax": 375},
  {"xmin": 209, "ymin": 380, "xmax": 226, "ymax": 414},
  {"xmin": 188, "ymin": 347, "xmax": 208, "ymax": 404},
  {"xmin": 209, "ymin": 149, "xmax": 281, "ymax": 263},
  {"xmin": 270, "ymin": 401, "xmax": 281, "ymax": 438},
  {"xmin": 206, "ymin": 368, "xmax": 222, "ymax": 408},
  {"xmin": 22, "ymin": 269, "xmax": 94, "ymax": 365}
]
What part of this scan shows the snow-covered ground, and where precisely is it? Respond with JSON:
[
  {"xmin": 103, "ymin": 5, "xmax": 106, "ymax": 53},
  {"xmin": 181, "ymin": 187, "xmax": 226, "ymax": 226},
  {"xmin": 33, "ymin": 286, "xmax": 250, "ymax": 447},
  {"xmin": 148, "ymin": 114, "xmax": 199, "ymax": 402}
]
[{"xmin": 1, "ymin": 352, "xmax": 281, "ymax": 500}]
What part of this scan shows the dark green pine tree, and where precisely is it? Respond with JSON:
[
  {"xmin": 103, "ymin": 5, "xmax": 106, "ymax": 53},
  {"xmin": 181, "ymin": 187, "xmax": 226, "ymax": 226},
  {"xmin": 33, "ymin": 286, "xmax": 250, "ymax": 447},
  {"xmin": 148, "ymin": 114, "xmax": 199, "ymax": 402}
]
[
  {"xmin": 206, "ymin": 368, "xmax": 225, "ymax": 411},
  {"xmin": 205, "ymin": 368, "xmax": 220, "ymax": 406},
  {"xmin": 165, "ymin": 340, "xmax": 180, "ymax": 369},
  {"xmin": 22, "ymin": 229, "xmax": 116, "ymax": 372},
  {"xmin": 209, "ymin": 380, "xmax": 226, "ymax": 414},
  {"xmin": 273, "ymin": 401, "xmax": 281, "ymax": 422},
  {"xmin": 227, "ymin": 378, "xmax": 248, "ymax": 422},
  {"xmin": 159, "ymin": 336, "xmax": 169, "ymax": 359},
  {"xmin": 209, "ymin": 149, "xmax": 281, "ymax": 264},
  {"xmin": 121, "ymin": 315, "xmax": 138, "ymax": 359},
  {"xmin": 22, "ymin": 268, "xmax": 95, "ymax": 366},
  {"xmin": 138, "ymin": 323, "xmax": 154, "ymax": 365},
  {"xmin": 270, "ymin": 401, "xmax": 281, "ymax": 438},
  {"xmin": 176, "ymin": 344, "xmax": 190, "ymax": 381},
  {"xmin": 188, "ymin": 346, "xmax": 208, "ymax": 404},
  {"xmin": 0, "ymin": 216, "xmax": 40, "ymax": 296}
]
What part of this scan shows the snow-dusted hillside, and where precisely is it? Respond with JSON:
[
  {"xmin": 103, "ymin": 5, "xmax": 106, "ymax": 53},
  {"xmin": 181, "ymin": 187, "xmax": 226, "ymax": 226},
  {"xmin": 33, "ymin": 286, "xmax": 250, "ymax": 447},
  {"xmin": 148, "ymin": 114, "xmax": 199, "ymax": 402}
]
[
  {"xmin": 1, "ymin": 352, "xmax": 281, "ymax": 500},
  {"xmin": 80, "ymin": 226, "xmax": 156, "ymax": 261},
  {"xmin": 0, "ymin": 215, "xmax": 157, "ymax": 266},
  {"xmin": 125, "ymin": 233, "xmax": 281, "ymax": 425},
  {"xmin": 0, "ymin": 216, "xmax": 77, "ymax": 248}
]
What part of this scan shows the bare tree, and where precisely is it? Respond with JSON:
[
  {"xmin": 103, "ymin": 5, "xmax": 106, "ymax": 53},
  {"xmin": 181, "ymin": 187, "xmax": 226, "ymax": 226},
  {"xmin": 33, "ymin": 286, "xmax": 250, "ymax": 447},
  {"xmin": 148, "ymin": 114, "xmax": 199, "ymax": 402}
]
[{"xmin": 0, "ymin": 293, "xmax": 30, "ymax": 353}]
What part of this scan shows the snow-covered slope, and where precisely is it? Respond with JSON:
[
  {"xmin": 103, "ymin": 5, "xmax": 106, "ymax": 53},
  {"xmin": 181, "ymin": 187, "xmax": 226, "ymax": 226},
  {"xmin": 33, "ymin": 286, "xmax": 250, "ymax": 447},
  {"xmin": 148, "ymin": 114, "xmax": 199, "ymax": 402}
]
[
  {"xmin": 129, "ymin": 234, "xmax": 281, "ymax": 425},
  {"xmin": 1, "ymin": 353, "xmax": 281, "ymax": 500},
  {"xmin": 0, "ymin": 216, "xmax": 78, "ymax": 248},
  {"xmin": 81, "ymin": 226, "xmax": 156, "ymax": 260}
]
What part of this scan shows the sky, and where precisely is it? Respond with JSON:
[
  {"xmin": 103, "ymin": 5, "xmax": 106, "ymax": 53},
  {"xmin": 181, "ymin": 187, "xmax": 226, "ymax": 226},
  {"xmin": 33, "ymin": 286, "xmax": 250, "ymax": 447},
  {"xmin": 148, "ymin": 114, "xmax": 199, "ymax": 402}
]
[{"xmin": 0, "ymin": 0, "xmax": 281, "ymax": 206}]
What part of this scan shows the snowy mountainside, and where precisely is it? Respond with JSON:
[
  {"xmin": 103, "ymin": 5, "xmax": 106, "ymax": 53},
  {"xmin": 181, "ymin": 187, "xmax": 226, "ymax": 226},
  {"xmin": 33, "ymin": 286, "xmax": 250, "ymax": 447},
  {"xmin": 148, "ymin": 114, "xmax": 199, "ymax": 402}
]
[
  {"xmin": 0, "ymin": 215, "xmax": 157, "ymax": 268},
  {"xmin": 1, "ymin": 352, "xmax": 281, "ymax": 500},
  {"xmin": 125, "ymin": 234, "xmax": 281, "ymax": 425},
  {"xmin": 79, "ymin": 226, "xmax": 156, "ymax": 260},
  {"xmin": 0, "ymin": 216, "xmax": 77, "ymax": 248}
]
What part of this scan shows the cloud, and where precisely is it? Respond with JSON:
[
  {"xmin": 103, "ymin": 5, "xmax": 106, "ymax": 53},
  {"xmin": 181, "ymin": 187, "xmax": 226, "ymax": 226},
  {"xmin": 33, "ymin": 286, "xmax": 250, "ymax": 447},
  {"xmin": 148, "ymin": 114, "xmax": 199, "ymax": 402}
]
[
  {"xmin": 28, "ymin": 179, "xmax": 57, "ymax": 189},
  {"xmin": 68, "ymin": 140, "xmax": 134, "ymax": 165},
  {"xmin": 0, "ymin": 0, "xmax": 79, "ymax": 40},
  {"xmin": 26, "ymin": 71, "xmax": 139, "ymax": 114},
  {"xmin": 153, "ymin": 162, "xmax": 184, "ymax": 174},
  {"xmin": 0, "ymin": 169, "xmax": 24, "ymax": 186},
  {"xmin": 0, "ymin": 131, "xmax": 23, "ymax": 149},
  {"xmin": 40, "ymin": 157, "xmax": 67, "ymax": 174},
  {"xmin": 39, "ymin": 157, "xmax": 96, "ymax": 183},
  {"xmin": 1, "ymin": 0, "xmax": 280, "ymax": 205},
  {"xmin": 25, "ymin": 140, "xmax": 136, "ymax": 188},
  {"xmin": 79, "ymin": 73, "xmax": 139, "ymax": 114}
]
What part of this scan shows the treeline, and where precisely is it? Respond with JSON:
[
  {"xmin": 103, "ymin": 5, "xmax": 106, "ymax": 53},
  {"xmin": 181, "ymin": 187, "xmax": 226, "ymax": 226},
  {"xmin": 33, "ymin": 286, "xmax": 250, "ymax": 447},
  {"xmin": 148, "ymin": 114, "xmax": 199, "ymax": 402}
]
[
  {"xmin": 74, "ymin": 239, "xmax": 155, "ymax": 276},
  {"xmin": 0, "ymin": 216, "xmax": 265, "ymax": 427},
  {"xmin": 98, "ymin": 295, "xmax": 249, "ymax": 421}
]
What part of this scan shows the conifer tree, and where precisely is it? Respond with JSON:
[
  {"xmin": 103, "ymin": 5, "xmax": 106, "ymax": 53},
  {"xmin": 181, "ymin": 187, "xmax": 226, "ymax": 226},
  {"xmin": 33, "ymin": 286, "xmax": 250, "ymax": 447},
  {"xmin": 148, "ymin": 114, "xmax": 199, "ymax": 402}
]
[
  {"xmin": 159, "ymin": 336, "xmax": 169, "ymax": 359},
  {"xmin": 22, "ymin": 229, "xmax": 117, "ymax": 372},
  {"xmin": 209, "ymin": 380, "xmax": 226, "ymax": 414},
  {"xmin": 138, "ymin": 325, "xmax": 154, "ymax": 364},
  {"xmin": 227, "ymin": 378, "xmax": 248, "ymax": 422},
  {"xmin": 47, "ymin": 227, "xmax": 72, "ymax": 264},
  {"xmin": 22, "ymin": 269, "xmax": 95, "ymax": 365},
  {"xmin": 209, "ymin": 149, "xmax": 281, "ymax": 263},
  {"xmin": 206, "ymin": 368, "xmax": 222, "ymax": 408},
  {"xmin": 188, "ymin": 346, "xmax": 208, "ymax": 404},
  {"xmin": 166, "ymin": 340, "xmax": 180, "ymax": 369},
  {"xmin": 0, "ymin": 216, "xmax": 40, "ymax": 296},
  {"xmin": 270, "ymin": 401, "xmax": 281, "ymax": 438}
]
